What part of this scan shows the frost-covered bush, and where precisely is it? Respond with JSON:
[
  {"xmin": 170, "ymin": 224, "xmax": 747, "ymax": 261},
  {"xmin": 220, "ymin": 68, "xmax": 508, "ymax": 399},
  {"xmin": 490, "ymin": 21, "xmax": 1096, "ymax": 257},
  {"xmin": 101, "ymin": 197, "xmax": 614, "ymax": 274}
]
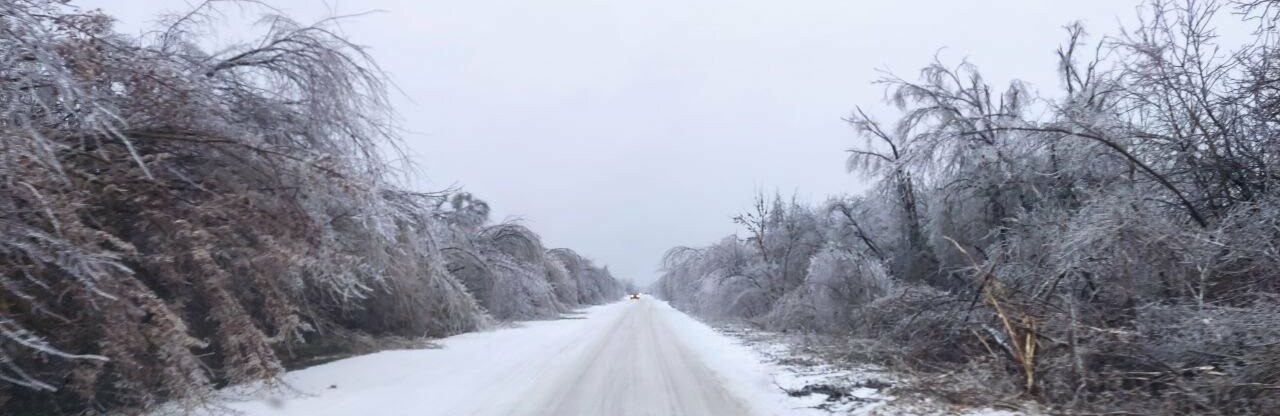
[
  {"xmin": 656, "ymin": 237, "xmax": 773, "ymax": 321},
  {"xmin": 1055, "ymin": 301, "xmax": 1280, "ymax": 414},
  {"xmin": 764, "ymin": 248, "xmax": 892, "ymax": 333},
  {"xmin": 432, "ymin": 200, "xmax": 627, "ymax": 321},
  {"xmin": 852, "ymin": 283, "xmax": 976, "ymax": 366},
  {"xmin": 342, "ymin": 195, "xmax": 486, "ymax": 338},
  {"xmin": 549, "ymin": 248, "xmax": 627, "ymax": 305},
  {"xmin": 655, "ymin": 195, "xmax": 830, "ymax": 323},
  {"xmin": 442, "ymin": 222, "xmax": 566, "ymax": 320},
  {"xmin": 543, "ymin": 255, "xmax": 580, "ymax": 305}
]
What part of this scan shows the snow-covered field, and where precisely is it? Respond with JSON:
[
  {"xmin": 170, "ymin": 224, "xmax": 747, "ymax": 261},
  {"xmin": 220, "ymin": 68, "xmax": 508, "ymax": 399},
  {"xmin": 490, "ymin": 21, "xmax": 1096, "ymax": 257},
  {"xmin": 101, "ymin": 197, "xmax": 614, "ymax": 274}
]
[{"xmin": 185, "ymin": 297, "xmax": 824, "ymax": 416}]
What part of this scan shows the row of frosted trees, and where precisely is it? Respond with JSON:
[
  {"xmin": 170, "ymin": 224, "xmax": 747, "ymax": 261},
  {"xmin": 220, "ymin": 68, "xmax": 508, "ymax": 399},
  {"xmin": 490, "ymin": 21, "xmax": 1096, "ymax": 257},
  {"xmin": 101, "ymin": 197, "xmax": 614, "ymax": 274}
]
[
  {"xmin": 656, "ymin": 1, "xmax": 1280, "ymax": 414},
  {"xmin": 0, "ymin": 2, "xmax": 625, "ymax": 414}
]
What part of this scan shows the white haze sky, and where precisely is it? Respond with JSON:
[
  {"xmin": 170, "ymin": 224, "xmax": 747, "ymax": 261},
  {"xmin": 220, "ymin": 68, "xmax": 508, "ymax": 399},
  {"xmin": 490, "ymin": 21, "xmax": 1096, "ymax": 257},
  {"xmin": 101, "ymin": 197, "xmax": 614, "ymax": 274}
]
[{"xmin": 83, "ymin": 0, "xmax": 1163, "ymax": 285}]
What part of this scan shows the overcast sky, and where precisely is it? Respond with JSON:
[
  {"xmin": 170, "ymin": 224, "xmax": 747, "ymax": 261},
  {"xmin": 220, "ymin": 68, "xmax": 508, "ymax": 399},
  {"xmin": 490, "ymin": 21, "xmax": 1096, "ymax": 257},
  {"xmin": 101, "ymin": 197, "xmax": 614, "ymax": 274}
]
[{"xmin": 82, "ymin": 0, "xmax": 1158, "ymax": 285}]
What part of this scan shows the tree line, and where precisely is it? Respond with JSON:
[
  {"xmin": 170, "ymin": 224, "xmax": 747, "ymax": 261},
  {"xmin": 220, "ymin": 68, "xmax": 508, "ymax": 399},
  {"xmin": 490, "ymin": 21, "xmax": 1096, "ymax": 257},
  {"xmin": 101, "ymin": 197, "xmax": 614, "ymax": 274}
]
[
  {"xmin": 0, "ymin": 1, "xmax": 627, "ymax": 413},
  {"xmin": 656, "ymin": 1, "xmax": 1280, "ymax": 414}
]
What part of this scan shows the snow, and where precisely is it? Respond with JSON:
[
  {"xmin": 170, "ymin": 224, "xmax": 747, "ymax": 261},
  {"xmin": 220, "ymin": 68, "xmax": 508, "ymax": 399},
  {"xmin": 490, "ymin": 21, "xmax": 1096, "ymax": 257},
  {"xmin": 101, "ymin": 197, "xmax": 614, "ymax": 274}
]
[
  {"xmin": 177, "ymin": 297, "xmax": 821, "ymax": 416},
  {"xmin": 712, "ymin": 326, "xmax": 1040, "ymax": 416},
  {"xmin": 648, "ymin": 301, "xmax": 825, "ymax": 416}
]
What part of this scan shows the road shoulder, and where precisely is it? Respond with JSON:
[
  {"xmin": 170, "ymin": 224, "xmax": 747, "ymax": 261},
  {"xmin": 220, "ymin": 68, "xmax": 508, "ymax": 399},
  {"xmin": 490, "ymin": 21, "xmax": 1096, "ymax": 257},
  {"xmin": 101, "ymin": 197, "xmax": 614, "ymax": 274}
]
[{"xmin": 712, "ymin": 325, "xmax": 1043, "ymax": 416}]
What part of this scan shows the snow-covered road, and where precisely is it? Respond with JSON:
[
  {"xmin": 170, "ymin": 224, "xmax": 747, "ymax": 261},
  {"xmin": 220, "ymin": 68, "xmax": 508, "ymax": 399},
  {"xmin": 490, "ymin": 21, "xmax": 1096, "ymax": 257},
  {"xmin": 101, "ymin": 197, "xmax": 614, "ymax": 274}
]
[{"xmin": 211, "ymin": 297, "xmax": 810, "ymax": 416}]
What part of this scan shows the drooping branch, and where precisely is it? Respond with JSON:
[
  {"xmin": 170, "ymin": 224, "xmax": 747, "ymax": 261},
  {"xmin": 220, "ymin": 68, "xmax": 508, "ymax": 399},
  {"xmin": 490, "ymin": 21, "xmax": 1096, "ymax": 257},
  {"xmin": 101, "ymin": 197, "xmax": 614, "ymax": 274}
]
[{"xmin": 964, "ymin": 125, "xmax": 1209, "ymax": 227}]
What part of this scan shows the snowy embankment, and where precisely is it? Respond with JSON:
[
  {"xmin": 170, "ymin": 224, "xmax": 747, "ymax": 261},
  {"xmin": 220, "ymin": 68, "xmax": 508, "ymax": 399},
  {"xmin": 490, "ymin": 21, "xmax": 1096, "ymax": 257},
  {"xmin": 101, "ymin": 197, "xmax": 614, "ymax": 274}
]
[
  {"xmin": 716, "ymin": 326, "xmax": 1037, "ymax": 416},
  {"xmin": 170, "ymin": 297, "xmax": 823, "ymax": 416}
]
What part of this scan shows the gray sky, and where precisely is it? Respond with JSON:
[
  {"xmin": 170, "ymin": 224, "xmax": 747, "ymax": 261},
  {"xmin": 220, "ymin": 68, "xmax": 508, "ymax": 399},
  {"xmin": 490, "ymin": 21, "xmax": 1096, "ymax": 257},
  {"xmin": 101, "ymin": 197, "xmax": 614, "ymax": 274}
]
[{"xmin": 83, "ymin": 0, "xmax": 1154, "ymax": 285}]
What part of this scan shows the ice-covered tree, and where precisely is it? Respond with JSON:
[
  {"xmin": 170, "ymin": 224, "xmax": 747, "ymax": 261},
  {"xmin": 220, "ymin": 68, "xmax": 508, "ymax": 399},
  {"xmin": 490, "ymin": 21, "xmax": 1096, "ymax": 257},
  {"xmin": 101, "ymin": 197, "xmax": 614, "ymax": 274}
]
[{"xmin": 0, "ymin": 2, "xmax": 625, "ymax": 413}]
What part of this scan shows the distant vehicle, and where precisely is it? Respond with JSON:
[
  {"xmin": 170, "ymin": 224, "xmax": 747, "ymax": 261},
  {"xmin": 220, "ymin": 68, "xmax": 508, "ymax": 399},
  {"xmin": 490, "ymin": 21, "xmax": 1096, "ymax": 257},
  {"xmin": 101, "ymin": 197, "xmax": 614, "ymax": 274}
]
[{"xmin": 629, "ymin": 293, "xmax": 641, "ymax": 300}]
